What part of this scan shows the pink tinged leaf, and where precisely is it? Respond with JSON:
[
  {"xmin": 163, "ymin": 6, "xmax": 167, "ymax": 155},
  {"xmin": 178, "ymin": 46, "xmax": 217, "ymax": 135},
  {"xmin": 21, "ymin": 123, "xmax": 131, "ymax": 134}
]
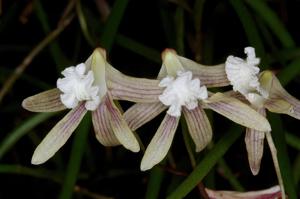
[
  {"xmin": 105, "ymin": 93, "xmax": 140, "ymax": 152},
  {"xmin": 92, "ymin": 99, "xmax": 120, "ymax": 146},
  {"xmin": 22, "ymin": 88, "xmax": 66, "ymax": 112},
  {"xmin": 183, "ymin": 107, "xmax": 212, "ymax": 152},
  {"xmin": 124, "ymin": 102, "xmax": 167, "ymax": 131},
  {"xmin": 205, "ymin": 185, "xmax": 282, "ymax": 199},
  {"xmin": 264, "ymin": 72, "xmax": 300, "ymax": 120},
  {"xmin": 204, "ymin": 93, "xmax": 271, "ymax": 132},
  {"xmin": 177, "ymin": 56, "xmax": 230, "ymax": 88},
  {"xmin": 107, "ymin": 65, "xmax": 163, "ymax": 103},
  {"xmin": 31, "ymin": 103, "xmax": 87, "ymax": 165},
  {"xmin": 140, "ymin": 114, "xmax": 179, "ymax": 171},
  {"xmin": 245, "ymin": 108, "xmax": 266, "ymax": 175}
]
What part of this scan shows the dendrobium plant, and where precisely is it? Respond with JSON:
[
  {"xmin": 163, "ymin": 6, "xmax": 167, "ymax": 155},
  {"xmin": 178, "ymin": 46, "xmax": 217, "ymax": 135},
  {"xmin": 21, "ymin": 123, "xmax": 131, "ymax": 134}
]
[
  {"xmin": 22, "ymin": 48, "xmax": 163, "ymax": 165},
  {"xmin": 124, "ymin": 49, "xmax": 271, "ymax": 171},
  {"xmin": 225, "ymin": 46, "xmax": 300, "ymax": 199}
]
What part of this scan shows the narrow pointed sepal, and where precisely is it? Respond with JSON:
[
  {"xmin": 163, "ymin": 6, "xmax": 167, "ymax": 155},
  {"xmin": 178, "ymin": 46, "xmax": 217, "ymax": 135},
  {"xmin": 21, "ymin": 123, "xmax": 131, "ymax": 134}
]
[
  {"xmin": 178, "ymin": 56, "xmax": 230, "ymax": 87},
  {"xmin": 140, "ymin": 114, "xmax": 179, "ymax": 171},
  {"xmin": 245, "ymin": 127, "xmax": 265, "ymax": 175},
  {"xmin": 86, "ymin": 48, "xmax": 107, "ymax": 100},
  {"xmin": 263, "ymin": 71, "xmax": 300, "ymax": 119},
  {"xmin": 31, "ymin": 103, "xmax": 87, "ymax": 165},
  {"xmin": 159, "ymin": 49, "xmax": 185, "ymax": 77},
  {"xmin": 204, "ymin": 93, "xmax": 271, "ymax": 132},
  {"xmin": 244, "ymin": 108, "xmax": 266, "ymax": 175},
  {"xmin": 107, "ymin": 65, "xmax": 163, "ymax": 103},
  {"xmin": 105, "ymin": 93, "xmax": 140, "ymax": 152},
  {"xmin": 92, "ymin": 100, "xmax": 120, "ymax": 146},
  {"xmin": 124, "ymin": 102, "xmax": 167, "ymax": 131},
  {"xmin": 22, "ymin": 88, "xmax": 66, "ymax": 112},
  {"xmin": 183, "ymin": 107, "xmax": 212, "ymax": 152}
]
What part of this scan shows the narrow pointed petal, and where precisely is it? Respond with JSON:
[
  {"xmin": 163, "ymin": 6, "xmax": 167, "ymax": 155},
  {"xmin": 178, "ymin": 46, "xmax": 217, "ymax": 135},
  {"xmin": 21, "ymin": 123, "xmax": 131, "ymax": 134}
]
[
  {"xmin": 178, "ymin": 56, "xmax": 230, "ymax": 87},
  {"xmin": 105, "ymin": 93, "xmax": 140, "ymax": 152},
  {"xmin": 92, "ymin": 101, "xmax": 120, "ymax": 146},
  {"xmin": 31, "ymin": 103, "xmax": 87, "ymax": 165},
  {"xmin": 140, "ymin": 114, "xmax": 179, "ymax": 171},
  {"xmin": 245, "ymin": 127, "xmax": 265, "ymax": 175},
  {"xmin": 183, "ymin": 107, "xmax": 212, "ymax": 152},
  {"xmin": 22, "ymin": 88, "xmax": 66, "ymax": 112},
  {"xmin": 204, "ymin": 93, "xmax": 271, "ymax": 131},
  {"xmin": 263, "ymin": 71, "xmax": 300, "ymax": 119},
  {"xmin": 107, "ymin": 65, "xmax": 163, "ymax": 103},
  {"xmin": 124, "ymin": 102, "xmax": 167, "ymax": 131}
]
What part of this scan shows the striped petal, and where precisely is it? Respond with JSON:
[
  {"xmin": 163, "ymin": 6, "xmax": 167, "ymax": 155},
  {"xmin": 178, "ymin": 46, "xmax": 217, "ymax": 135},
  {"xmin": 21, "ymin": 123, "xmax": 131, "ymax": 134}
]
[
  {"xmin": 245, "ymin": 127, "xmax": 265, "ymax": 175},
  {"xmin": 92, "ymin": 98, "xmax": 120, "ymax": 146},
  {"xmin": 140, "ymin": 114, "xmax": 179, "ymax": 171},
  {"xmin": 22, "ymin": 88, "xmax": 66, "ymax": 112},
  {"xmin": 107, "ymin": 65, "xmax": 163, "ymax": 103},
  {"xmin": 105, "ymin": 93, "xmax": 140, "ymax": 152},
  {"xmin": 262, "ymin": 71, "xmax": 300, "ymax": 119},
  {"xmin": 31, "ymin": 103, "xmax": 87, "ymax": 165},
  {"xmin": 124, "ymin": 102, "xmax": 167, "ymax": 131},
  {"xmin": 183, "ymin": 107, "xmax": 212, "ymax": 152},
  {"xmin": 245, "ymin": 108, "xmax": 266, "ymax": 175},
  {"xmin": 204, "ymin": 92, "xmax": 271, "ymax": 132},
  {"xmin": 178, "ymin": 56, "xmax": 230, "ymax": 87}
]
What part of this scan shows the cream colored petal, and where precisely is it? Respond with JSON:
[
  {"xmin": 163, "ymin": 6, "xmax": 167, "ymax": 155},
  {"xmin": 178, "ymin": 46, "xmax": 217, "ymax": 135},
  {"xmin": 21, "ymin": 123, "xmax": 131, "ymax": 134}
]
[
  {"xmin": 105, "ymin": 93, "xmax": 140, "ymax": 152},
  {"xmin": 107, "ymin": 64, "xmax": 163, "ymax": 103},
  {"xmin": 124, "ymin": 102, "xmax": 167, "ymax": 131},
  {"xmin": 31, "ymin": 103, "xmax": 87, "ymax": 165},
  {"xmin": 140, "ymin": 114, "xmax": 179, "ymax": 171},
  {"xmin": 22, "ymin": 88, "xmax": 66, "ymax": 112},
  {"xmin": 178, "ymin": 56, "xmax": 230, "ymax": 87},
  {"xmin": 92, "ymin": 98, "xmax": 120, "ymax": 146},
  {"xmin": 263, "ymin": 71, "xmax": 300, "ymax": 119},
  {"xmin": 182, "ymin": 107, "xmax": 212, "ymax": 152},
  {"xmin": 204, "ymin": 93, "xmax": 271, "ymax": 132}
]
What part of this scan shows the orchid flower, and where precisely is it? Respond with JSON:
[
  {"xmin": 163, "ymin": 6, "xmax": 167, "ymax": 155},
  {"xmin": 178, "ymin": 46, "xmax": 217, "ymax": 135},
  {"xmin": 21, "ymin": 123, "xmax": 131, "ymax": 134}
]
[
  {"xmin": 225, "ymin": 47, "xmax": 300, "ymax": 173},
  {"xmin": 22, "ymin": 48, "xmax": 162, "ymax": 165},
  {"xmin": 123, "ymin": 49, "xmax": 271, "ymax": 171},
  {"xmin": 225, "ymin": 46, "xmax": 300, "ymax": 199}
]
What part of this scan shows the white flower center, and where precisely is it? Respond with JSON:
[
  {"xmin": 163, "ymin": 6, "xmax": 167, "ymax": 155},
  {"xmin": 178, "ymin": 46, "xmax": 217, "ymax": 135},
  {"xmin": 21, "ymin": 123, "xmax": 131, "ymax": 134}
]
[
  {"xmin": 57, "ymin": 63, "xmax": 100, "ymax": 111},
  {"xmin": 158, "ymin": 71, "xmax": 208, "ymax": 117},
  {"xmin": 225, "ymin": 47, "xmax": 268, "ymax": 107}
]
